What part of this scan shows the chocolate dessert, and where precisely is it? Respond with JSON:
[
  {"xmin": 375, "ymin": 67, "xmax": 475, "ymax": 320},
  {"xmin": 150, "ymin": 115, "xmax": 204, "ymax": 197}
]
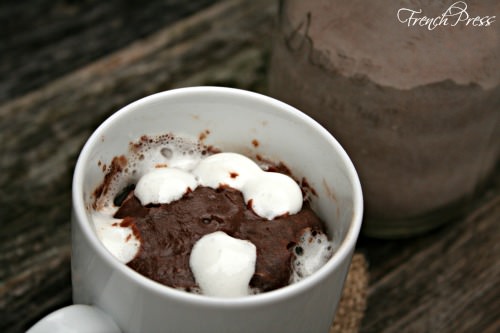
[
  {"xmin": 91, "ymin": 133, "xmax": 334, "ymax": 296},
  {"xmin": 114, "ymin": 185, "xmax": 325, "ymax": 292}
]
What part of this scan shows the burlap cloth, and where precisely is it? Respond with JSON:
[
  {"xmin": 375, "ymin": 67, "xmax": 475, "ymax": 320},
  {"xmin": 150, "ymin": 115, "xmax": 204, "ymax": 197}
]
[{"xmin": 329, "ymin": 253, "xmax": 369, "ymax": 333}]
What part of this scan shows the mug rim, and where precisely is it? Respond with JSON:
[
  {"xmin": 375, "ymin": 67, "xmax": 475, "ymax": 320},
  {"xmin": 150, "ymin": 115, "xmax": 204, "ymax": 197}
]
[{"xmin": 72, "ymin": 86, "xmax": 363, "ymax": 308}]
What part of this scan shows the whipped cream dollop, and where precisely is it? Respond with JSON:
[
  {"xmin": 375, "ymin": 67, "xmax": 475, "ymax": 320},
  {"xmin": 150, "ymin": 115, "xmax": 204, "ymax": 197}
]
[{"xmin": 189, "ymin": 231, "xmax": 257, "ymax": 297}]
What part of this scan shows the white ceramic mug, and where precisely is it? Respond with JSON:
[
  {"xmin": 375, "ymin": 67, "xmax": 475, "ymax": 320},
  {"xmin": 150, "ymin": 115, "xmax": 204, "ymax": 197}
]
[{"xmin": 28, "ymin": 87, "xmax": 363, "ymax": 333}]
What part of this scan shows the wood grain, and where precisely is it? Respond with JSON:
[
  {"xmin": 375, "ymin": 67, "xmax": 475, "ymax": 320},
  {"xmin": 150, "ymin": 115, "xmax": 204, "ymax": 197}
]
[
  {"xmin": 359, "ymin": 174, "xmax": 500, "ymax": 333},
  {"xmin": 1, "ymin": 1, "xmax": 499, "ymax": 332},
  {"xmin": 0, "ymin": 0, "xmax": 219, "ymax": 102}
]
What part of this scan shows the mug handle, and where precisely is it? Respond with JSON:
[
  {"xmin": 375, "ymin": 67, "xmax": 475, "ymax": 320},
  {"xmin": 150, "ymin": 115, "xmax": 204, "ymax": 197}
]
[{"xmin": 26, "ymin": 304, "xmax": 121, "ymax": 333}]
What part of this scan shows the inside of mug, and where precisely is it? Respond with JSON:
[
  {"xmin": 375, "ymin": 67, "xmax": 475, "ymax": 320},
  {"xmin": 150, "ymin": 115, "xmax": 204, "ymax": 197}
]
[{"xmin": 80, "ymin": 88, "xmax": 359, "ymax": 274}]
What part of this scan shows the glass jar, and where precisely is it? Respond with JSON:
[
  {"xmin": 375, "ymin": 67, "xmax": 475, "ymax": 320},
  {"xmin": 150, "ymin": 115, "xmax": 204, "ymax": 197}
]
[{"xmin": 268, "ymin": 0, "xmax": 499, "ymax": 238}]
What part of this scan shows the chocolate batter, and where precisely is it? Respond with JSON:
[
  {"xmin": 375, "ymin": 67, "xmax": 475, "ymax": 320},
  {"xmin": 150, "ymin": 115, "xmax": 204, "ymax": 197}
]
[{"xmin": 114, "ymin": 186, "xmax": 325, "ymax": 292}]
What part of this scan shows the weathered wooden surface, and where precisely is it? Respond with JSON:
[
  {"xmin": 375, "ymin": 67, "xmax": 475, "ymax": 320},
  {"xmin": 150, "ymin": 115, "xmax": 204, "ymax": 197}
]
[
  {"xmin": 0, "ymin": 0, "xmax": 218, "ymax": 102},
  {"xmin": 0, "ymin": 1, "xmax": 274, "ymax": 331},
  {"xmin": 358, "ymin": 174, "xmax": 500, "ymax": 333},
  {"xmin": 0, "ymin": 0, "xmax": 498, "ymax": 332}
]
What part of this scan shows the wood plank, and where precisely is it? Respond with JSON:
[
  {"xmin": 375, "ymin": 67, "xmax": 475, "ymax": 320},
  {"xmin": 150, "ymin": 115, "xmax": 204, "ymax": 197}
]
[
  {"xmin": 359, "ymin": 173, "xmax": 500, "ymax": 333},
  {"xmin": 0, "ymin": 1, "xmax": 277, "ymax": 331},
  {"xmin": 0, "ymin": 0, "xmax": 219, "ymax": 102},
  {"xmin": 2, "ymin": 1, "xmax": 499, "ymax": 332}
]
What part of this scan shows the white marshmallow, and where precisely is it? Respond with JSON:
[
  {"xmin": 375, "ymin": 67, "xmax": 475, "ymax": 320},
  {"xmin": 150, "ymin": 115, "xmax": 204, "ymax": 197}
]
[
  {"xmin": 92, "ymin": 209, "xmax": 140, "ymax": 263},
  {"xmin": 192, "ymin": 152, "xmax": 262, "ymax": 189},
  {"xmin": 189, "ymin": 231, "xmax": 256, "ymax": 298},
  {"xmin": 134, "ymin": 168, "xmax": 197, "ymax": 205},
  {"xmin": 291, "ymin": 228, "xmax": 334, "ymax": 283},
  {"xmin": 243, "ymin": 172, "xmax": 303, "ymax": 220},
  {"xmin": 193, "ymin": 152, "xmax": 303, "ymax": 220}
]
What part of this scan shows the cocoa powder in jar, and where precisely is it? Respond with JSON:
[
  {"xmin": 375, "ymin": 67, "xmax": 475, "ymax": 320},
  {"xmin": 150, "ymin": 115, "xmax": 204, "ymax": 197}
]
[{"xmin": 268, "ymin": 0, "xmax": 500, "ymax": 237}]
